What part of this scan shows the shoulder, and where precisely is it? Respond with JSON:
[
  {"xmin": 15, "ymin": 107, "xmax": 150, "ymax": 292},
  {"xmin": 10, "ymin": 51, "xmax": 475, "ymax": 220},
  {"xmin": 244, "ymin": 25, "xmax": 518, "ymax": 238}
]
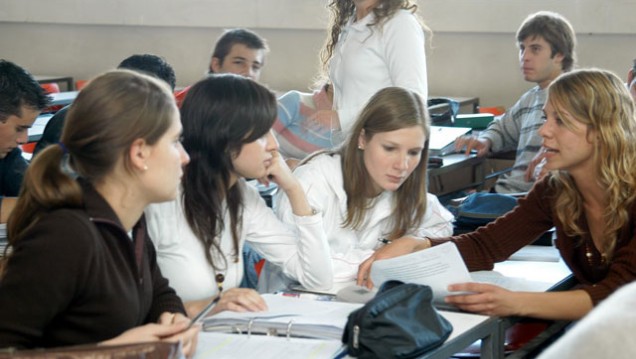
[
  {"xmin": 384, "ymin": 9, "xmax": 422, "ymax": 30},
  {"xmin": 20, "ymin": 208, "xmax": 100, "ymax": 254},
  {"xmin": 295, "ymin": 153, "xmax": 341, "ymax": 179}
]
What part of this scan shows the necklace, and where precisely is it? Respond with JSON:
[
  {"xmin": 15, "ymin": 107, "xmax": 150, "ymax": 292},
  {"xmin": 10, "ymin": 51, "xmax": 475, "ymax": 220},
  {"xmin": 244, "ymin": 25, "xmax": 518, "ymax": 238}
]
[{"xmin": 215, "ymin": 272, "xmax": 225, "ymax": 294}]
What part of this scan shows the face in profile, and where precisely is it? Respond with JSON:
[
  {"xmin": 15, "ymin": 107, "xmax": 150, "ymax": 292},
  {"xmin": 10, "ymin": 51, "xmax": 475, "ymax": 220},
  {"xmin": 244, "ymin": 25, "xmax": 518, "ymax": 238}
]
[
  {"xmin": 0, "ymin": 106, "xmax": 39, "ymax": 159},
  {"xmin": 231, "ymin": 130, "xmax": 278, "ymax": 183},
  {"xmin": 358, "ymin": 125, "xmax": 426, "ymax": 195},
  {"xmin": 142, "ymin": 107, "xmax": 190, "ymax": 203},
  {"xmin": 210, "ymin": 43, "xmax": 265, "ymax": 81},
  {"xmin": 539, "ymin": 100, "xmax": 596, "ymax": 176}
]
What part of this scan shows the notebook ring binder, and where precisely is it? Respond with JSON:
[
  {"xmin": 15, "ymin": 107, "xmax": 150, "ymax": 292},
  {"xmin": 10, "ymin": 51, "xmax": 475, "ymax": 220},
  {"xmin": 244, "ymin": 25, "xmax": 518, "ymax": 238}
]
[
  {"xmin": 247, "ymin": 318, "xmax": 255, "ymax": 338},
  {"xmin": 286, "ymin": 320, "xmax": 294, "ymax": 341}
]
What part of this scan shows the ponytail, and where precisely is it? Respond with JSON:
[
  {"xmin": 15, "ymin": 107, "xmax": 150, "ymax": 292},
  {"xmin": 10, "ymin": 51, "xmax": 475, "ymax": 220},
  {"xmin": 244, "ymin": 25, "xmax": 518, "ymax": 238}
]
[{"xmin": 7, "ymin": 144, "xmax": 82, "ymax": 248}]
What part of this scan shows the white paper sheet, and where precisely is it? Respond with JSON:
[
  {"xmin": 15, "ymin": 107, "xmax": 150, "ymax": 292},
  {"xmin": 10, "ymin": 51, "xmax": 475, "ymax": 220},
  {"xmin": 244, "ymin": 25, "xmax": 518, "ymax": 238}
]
[{"xmin": 369, "ymin": 241, "xmax": 472, "ymax": 302}]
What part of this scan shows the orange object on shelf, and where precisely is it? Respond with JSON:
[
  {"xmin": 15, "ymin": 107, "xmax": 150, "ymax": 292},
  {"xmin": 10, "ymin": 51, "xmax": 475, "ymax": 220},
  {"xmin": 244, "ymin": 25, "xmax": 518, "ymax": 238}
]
[
  {"xmin": 479, "ymin": 106, "xmax": 506, "ymax": 116},
  {"xmin": 40, "ymin": 83, "xmax": 60, "ymax": 94},
  {"xmin": 75, "ymin": 79, "xmax": 89, "ymax": 90}
]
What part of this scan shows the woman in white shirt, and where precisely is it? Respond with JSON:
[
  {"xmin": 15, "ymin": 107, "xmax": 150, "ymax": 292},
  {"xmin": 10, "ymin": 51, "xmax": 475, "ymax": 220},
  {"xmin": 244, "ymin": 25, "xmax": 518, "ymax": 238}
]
[
  {"xmin": 145, "ymin": 74, "xmax": 332, "ymax": 316},
  {"xmin": 317, "ymin": 0, "xmax": 429, "ymax": 142},
  {"xmin": 275, "ymin": 87, "xmax": 453, "ymax": 286}
]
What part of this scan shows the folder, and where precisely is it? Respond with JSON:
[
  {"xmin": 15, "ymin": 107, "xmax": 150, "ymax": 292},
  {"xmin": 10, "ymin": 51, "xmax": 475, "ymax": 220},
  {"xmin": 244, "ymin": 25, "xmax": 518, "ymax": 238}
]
[
  {"xmin": 428, "ymin": 126, "xmax": 472, "ymax": 156},
  {"xmin": 202, "ymin": 294, "xmax": 362, "ymax": 340}
]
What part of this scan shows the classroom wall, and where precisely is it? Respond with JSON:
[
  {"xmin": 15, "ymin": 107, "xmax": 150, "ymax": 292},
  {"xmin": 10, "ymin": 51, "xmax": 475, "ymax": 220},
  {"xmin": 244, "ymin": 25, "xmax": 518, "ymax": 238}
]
[{"xmin": 0, "ymin": 0, "xmax": 634, "ymax": 108}]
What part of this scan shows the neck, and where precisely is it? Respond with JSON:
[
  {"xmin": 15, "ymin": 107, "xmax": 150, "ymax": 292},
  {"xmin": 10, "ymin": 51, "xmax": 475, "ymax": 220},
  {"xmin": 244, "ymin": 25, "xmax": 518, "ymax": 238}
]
[
  {"xmin": 572, "ymin": 173, "xmax": 606, "ymax": 209},
  {"xmin": 354, "ymin": 2, "xmax": 376, "ymax": 21},
  {"xmin": 538, "ymin": 70, "xmax": 564, "ymax": 89},
  {"xmin": 93, "ymin": 178, "xmax": 146, "ymax": 231}
]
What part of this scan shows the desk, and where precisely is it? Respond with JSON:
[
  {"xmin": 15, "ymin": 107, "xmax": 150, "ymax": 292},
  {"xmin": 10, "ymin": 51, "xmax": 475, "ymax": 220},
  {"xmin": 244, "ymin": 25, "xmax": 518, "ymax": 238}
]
[
  {"xmin": 429, "ymin": 154, "xmax": 486, "ymax": 196},
  {"xmin": 35, "ymin": 75, "xmax": 75, "ymax": 92},
  {"xmin": 49, "ymin": 91, "xmax": 78, "ymax": 106},
  {"xmin": 430, "ymin": 258, "xmax": 574, "ymax": 359},
  {"xmin": 430, "ymin": 95, "xmax": 480, "ymax": 114}
]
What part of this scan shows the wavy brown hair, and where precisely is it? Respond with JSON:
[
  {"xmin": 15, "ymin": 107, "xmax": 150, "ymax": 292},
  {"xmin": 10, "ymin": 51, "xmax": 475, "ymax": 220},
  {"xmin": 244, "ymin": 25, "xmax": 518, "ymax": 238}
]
[
  {"xmin": 318, "ymin": 0, "xmax": 427, "ymax": 80},
  {"xmin": 548, "ymin": 69, "xmax": 636, "ymax": 258}
]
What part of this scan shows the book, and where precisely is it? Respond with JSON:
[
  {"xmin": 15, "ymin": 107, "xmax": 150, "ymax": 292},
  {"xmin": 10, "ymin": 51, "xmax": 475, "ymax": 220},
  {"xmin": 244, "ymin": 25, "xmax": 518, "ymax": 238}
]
[
  {"xmin": 428, "ymin": 126, "xmax": 472, "ymax": 156},
  {"xmin": 201, "ymin": 294, "xmax": 362, "ymax": 340}
]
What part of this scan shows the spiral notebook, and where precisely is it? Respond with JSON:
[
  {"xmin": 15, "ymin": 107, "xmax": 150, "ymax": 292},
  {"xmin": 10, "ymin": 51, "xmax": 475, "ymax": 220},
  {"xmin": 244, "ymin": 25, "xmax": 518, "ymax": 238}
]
[{"xmin": 202, "ymin": 294, "xmax": 362, "ymax": 340}]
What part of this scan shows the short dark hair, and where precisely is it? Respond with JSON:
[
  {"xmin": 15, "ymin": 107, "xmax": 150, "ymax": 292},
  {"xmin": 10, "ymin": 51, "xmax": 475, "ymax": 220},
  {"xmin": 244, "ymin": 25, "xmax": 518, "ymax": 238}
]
[
  {"xmin": 211, "ymin": 28, "xmax": 268, "ymax": 67},
  {"xmin": 0, "ymin": 59, "xmax": 50, "ymax": 122},
  {"xmin": 516, "ymin": 11, "xmax": 577, "ymax": 72},
  {"xmin": 117, "ymin": 54, "xmax": 177, "ymax": 90}
]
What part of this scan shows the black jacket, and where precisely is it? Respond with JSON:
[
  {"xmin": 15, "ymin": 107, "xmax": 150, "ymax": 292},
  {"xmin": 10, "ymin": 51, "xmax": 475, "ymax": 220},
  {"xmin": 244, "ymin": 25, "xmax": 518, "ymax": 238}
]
[
  {"xmin": 0, "ymin": 147, "xmax": 28, "ymax": 197},
  {"xmin": 0, "ymin": 179, "xmax": 186, "ymax": 349}
]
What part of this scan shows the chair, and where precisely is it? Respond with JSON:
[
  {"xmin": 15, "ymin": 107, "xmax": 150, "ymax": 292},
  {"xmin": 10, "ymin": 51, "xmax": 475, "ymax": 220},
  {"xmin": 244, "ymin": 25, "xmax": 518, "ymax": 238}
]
[
  {"xmin": 40, "ymin": 83, "xmax": 63, "ymax": 114},
  {"xmin": 75, "ymin": 79, "xmax": 89, "ymax": 90},
  {"xmin": 40, "ymin": 82, "xmax": 60, "ymax": 94}
]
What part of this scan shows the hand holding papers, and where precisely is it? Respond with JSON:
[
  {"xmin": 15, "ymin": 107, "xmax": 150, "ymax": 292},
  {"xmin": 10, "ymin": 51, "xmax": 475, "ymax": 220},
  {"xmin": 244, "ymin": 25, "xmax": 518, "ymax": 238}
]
[{"xmin": 370, "ymin": 242, "xmax": 472, "ymax": 303}]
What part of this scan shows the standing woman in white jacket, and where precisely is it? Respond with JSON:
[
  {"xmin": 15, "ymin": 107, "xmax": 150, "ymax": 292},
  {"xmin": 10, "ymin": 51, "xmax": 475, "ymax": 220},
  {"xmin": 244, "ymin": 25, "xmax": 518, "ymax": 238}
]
[
  {"xmin": 145, "ymin": 74, "xmax": 332, "ymax": 317},
  {"xmin": 274, "ymin": 87, "xmax": 453, "ymax": 286},
  {"xmin": 316, "ymin": 0, "xmax": 429, "ymax": 143}
]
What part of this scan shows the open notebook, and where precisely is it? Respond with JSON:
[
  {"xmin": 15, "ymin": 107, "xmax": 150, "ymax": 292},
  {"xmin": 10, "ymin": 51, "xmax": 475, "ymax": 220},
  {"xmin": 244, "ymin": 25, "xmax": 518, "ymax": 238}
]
[
  {"xmin": 428, "ymin": 126, "xmax": 472, "ymax": 156},
  {"xmin": 202, "ymin": 294, "xmax": 362, "ymax": 340}
]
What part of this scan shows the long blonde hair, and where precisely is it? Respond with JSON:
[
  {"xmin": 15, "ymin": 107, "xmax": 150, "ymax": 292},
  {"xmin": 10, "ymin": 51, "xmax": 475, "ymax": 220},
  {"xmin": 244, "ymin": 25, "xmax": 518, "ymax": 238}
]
[{"xmin": 548, "ymin": 69, "xmax": 636, "ymax": 257}]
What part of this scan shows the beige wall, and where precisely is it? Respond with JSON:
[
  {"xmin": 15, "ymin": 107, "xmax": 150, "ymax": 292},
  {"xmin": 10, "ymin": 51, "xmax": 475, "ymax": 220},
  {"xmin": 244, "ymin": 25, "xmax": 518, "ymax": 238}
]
[{"xmin": 0, "ymin": 0, "xmax": 634, "ymax": 108}]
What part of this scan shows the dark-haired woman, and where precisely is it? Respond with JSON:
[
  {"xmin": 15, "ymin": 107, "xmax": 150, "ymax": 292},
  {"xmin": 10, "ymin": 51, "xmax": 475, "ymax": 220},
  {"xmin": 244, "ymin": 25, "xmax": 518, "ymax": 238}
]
[{"xmin": 145, "ymin": 74, "xmax": 332, "ymax": 317}]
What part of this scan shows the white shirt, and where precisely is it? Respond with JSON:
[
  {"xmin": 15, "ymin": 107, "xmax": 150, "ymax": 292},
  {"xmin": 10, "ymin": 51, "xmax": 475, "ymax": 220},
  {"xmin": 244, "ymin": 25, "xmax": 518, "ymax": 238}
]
[
  {"xmin": 275, "ymin": 154, "xmax": 454, "ymax": 283},
  {"xmin": 329, "ymin": 9, "xmax": 428, "ymax": 138},
  {"xmin": 145, "ymin": 180, "xmax": 333, "ymax": 301}
]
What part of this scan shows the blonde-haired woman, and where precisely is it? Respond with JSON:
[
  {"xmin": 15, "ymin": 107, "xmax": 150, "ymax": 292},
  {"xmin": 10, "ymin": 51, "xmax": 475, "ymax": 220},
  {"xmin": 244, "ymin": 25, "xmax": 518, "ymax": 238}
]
[
  {"xmin": 318, "ymin": 0, "xmax": 429, "ymax": 143},
  {"xmin": 0, "ymin": 70, "xmax": 197, "ymax": 354},
  {"xmin": 272, "ymin": 87, "xmax": 453, "ymax": 287},
  {"xmin": 359, "ymin": 69, "xmax": 636, "ymax": 321}
]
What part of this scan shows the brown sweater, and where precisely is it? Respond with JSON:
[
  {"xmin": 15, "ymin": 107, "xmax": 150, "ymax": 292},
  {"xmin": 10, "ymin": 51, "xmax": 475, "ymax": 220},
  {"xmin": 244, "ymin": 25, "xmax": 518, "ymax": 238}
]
[
  {"xmin": 0, "ymin": 180, "xmax": 186, "ymax": 349},
  {"xmin": 431, "ymin": 175, "xmax": 636, "ymax": 305}
]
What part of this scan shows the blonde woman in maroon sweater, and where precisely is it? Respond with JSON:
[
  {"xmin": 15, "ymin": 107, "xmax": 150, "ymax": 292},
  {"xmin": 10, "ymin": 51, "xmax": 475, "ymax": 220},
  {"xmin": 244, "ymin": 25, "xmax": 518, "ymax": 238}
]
[{"xmin": 358, "ymin": 68, "xmax": 636, "ymax": 321}]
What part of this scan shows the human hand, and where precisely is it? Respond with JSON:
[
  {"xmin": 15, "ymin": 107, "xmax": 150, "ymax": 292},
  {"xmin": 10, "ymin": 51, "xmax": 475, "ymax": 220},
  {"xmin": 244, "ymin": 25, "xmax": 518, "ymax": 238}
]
[
  {"xmin": 357, "ymin": 236, "xmax": 428, "ymax": 289},
  {"xmin": 444, "ymin": 282, "xmax": 521, "ymax": 316},
  {"xmin": 158, "ymin": 312, "xmax": 200, "ymax": 358},
  {"xmin": 525, "ymin": 148, "xmax": 548, "ymax": 181},
  {"xmin": 305, "ymin": 110, "xmax": 340, "ymax": 133},
  {"xmin": 258, "ymin": 150, "xmax": 297, "ymax": 192},
  {"xmin": 186, "ymin": 288, "xmax": 267, "ymax": 316},
  {"xmin": 454, "ymin": 136, "xmax": 491, "ymax": 156},
  {"xmin": 100, "ymin": 320, "xmax": 195, "ymax": 352}
]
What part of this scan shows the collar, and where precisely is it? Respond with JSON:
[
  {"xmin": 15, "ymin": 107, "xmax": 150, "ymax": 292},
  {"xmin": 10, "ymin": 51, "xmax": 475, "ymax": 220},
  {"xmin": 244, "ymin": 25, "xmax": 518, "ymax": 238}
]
[
  {"xmin": 78, "ymin": 177, "xmax": 126, "ymax": 230},
  {"xmin": 347, "ymin": 10, "xmax": 376, "ymax": 32}
]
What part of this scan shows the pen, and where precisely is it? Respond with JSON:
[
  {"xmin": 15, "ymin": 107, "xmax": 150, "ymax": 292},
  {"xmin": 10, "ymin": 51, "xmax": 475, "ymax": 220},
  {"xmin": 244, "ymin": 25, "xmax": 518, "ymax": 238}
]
[{"xmin": 187, "ymin": 295, "xmax": 221, "ymax": 329}]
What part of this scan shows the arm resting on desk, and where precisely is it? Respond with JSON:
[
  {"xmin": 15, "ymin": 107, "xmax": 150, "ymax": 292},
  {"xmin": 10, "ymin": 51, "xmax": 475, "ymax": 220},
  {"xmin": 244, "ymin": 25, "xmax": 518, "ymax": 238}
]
[{"xmin": 445, "ymin": 283, "xmax": 593, "ymax": 321}]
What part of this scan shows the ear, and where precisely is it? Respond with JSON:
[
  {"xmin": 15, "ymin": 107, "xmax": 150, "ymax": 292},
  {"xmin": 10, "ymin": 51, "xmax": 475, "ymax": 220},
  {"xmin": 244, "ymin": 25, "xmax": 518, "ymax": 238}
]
[
  {"xmin": 628, "ymin": 69, "xmax": 634, "ymax": 86},
  {"xmin": 210, "ymin": 57, "xmax": 222, "ymax": 73},
  {"xmin": 553, "ymin": 52, "xmax": 565, "ymax": 67},
  {"xmin": 129, "ymin": 138, "xmax": 151, "ymax": 172},
  {"xmin": 357, "ymin": 129, "xmax": 366, "ymax": 150}
]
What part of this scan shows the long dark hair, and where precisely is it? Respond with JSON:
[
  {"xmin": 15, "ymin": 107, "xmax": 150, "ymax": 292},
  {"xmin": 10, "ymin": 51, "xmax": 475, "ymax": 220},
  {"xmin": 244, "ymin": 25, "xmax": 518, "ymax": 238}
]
[{"xmin": 180, "ymin": 74, "xmax": 276, "ymax": 270}]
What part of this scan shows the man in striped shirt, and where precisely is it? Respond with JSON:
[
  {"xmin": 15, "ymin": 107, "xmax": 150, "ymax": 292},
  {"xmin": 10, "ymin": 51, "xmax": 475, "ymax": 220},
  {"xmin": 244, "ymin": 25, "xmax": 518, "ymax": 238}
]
[{"xmin": 454, "ymin": 11, "xmax": 577, "ymax": 193}]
